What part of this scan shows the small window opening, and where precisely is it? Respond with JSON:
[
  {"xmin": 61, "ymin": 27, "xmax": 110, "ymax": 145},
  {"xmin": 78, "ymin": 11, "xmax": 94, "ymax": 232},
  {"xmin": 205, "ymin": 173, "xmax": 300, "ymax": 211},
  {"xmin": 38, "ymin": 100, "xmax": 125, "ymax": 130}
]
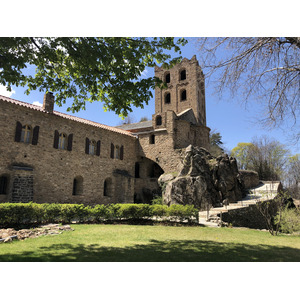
[
  {"xmin": 58, "ymin": 133, "xmax": 67, "ymax": 150},
  {"xmin": 135, "ymin": 162, "xmax": 140, "ymax": 178},
  {"xmin": 0, "ymin": 176, "xmax": 8, "ymax": 195},
  {"xmin": 104, "ymin": 178, "xmax": 112, "ymax": 197},
  {"xmin": 20, "ymin": 125, "xmax": 32, "ymax": 143},
  {"xmin": 89, "ymin": 140, "xmax": 96, "ymax": 155},
  {"xmin": 115, "ymin": 146, "xmax": 120, "ymax": 159},
  {"xmin": 181, "ymin": 89, "xmax": 187, "ymax": 101},
  {"xmin": 180, "ymin": 69, "xmax": 186, "ymax": 80},
  {"xmin": 165, "ymin": 93, "xmax": 171, "ymax": 104},
  {"xmin": 156, "ymin": 115, "xmax": 162, "ymax": 126},
  {"xmin": 72, "ymin": 176, "xmax": 83, "ymax": 195},
  {"xmin": 150, "ymin": 134, "xmax": 155, "ymax": 144},
  {"xmin": 165, "ymin": 73, "xmax": 170, "ymax": 83}
]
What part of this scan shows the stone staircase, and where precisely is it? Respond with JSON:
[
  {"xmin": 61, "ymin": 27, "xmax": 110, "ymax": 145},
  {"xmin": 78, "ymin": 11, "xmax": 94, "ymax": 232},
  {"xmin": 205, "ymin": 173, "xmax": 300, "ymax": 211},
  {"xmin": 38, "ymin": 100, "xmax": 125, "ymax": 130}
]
[{"xmin": 198, "ymin": 181, "xmax": 281, "ymax": 227}]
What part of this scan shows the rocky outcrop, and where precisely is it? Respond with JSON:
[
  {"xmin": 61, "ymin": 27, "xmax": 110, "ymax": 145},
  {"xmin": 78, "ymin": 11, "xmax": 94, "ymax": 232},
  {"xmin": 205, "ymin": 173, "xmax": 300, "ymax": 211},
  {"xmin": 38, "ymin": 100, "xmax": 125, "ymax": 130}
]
[
  {"xmin": 159, "ymin": 145, "xmax": 246, "ymax": 209},
  {"xmin": 239, "ymin": 170, "xmax": 260, "ymax": 189}
]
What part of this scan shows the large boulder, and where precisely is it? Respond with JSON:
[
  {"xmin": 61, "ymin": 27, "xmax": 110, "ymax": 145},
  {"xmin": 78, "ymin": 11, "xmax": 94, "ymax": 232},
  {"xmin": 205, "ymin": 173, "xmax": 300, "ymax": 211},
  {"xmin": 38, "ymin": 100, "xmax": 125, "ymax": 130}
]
[
  {"xmin": 239, "ymin": 170, "xmax": 260, "ymax": 189},
  {"xmin": 159, "ymin": 145, "xmax": 246, "ymax": 209}
]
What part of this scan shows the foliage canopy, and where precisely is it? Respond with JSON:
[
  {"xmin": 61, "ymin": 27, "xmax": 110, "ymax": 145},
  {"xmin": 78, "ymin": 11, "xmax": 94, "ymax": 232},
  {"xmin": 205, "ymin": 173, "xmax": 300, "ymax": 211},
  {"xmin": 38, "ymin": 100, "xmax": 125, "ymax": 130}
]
[{"xmin": 0, "ymin": 37, "xmax": 187, "ymax": 116}]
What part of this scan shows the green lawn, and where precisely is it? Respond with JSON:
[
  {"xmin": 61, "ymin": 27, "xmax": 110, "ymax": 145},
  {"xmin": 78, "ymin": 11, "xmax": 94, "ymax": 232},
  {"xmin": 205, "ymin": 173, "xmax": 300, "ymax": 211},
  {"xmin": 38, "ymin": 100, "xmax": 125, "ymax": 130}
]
[{"xmin": 1, "ymin": 224, "xmax": 300, "ymax": 262}]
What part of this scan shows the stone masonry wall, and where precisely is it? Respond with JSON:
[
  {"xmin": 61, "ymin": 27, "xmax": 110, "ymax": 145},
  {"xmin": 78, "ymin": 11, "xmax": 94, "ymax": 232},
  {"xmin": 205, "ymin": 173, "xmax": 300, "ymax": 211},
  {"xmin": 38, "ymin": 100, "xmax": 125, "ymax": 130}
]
[{"xmin": 0, "ymin": 99, "xmax": 138, "ymax": 205}]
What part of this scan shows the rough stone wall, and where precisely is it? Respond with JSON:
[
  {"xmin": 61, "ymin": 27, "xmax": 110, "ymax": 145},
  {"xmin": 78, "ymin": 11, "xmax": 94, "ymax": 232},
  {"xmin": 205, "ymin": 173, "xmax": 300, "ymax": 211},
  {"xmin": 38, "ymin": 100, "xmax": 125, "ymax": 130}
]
[
  {"xmin": 174, "ymin": 120, "xmax": 210, "ymax": 150},
  {"xmin": 221, "ymin": 204, "xmax": 269, "ymax": 229},
  {"xmin": 0, "ymin": 99, "xmax": 137, "ymax": 205}
]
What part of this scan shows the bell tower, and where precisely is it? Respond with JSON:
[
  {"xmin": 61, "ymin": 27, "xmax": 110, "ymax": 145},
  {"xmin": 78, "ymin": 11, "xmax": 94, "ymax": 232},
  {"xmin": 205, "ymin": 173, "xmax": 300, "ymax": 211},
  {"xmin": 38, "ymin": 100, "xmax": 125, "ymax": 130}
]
[{"xmin": 153, "ymin": 55, "xmax": 206, "ymax": 126}]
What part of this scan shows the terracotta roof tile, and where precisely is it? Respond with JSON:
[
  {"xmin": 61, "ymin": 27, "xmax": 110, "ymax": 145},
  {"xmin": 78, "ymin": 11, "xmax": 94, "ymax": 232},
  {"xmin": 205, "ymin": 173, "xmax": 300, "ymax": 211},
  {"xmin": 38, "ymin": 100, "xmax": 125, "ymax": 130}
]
[{"xmin": 0, "ymin": 94, "xmax": 135, "ymax": 138}]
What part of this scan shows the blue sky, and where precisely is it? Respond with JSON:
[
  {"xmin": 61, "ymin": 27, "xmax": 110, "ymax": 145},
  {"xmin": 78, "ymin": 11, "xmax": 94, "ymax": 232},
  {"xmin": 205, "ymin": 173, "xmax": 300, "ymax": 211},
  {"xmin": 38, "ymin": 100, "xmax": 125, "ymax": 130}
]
[{"xmin": 1, "ymin": 38, "xmax": 299, "ymax": 155}]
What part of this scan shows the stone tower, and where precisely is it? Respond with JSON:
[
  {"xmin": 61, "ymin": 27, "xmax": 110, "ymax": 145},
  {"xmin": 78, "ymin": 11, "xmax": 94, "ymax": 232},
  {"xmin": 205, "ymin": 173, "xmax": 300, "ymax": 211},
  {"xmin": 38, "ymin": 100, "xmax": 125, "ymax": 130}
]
[{"xmin": 153, "ymin": 55, "xmax": 206, "ymax": 127}]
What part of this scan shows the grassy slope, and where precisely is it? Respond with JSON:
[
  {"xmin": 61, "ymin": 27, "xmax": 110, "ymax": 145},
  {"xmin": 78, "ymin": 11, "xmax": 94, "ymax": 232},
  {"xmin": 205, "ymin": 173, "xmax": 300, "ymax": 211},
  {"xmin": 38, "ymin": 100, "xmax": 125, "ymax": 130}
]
[{"xmin": 0, "ymin": 224, "xmax": 300, "ymax": 262}]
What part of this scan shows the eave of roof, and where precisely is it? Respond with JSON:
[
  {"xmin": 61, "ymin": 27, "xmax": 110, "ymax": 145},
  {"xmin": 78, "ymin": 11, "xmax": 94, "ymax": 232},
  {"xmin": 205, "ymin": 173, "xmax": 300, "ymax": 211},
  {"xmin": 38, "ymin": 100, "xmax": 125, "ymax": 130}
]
[
  {"xmin": 0, "ymin": 94, "xmax": 135, "ymax": 138},
  {"xmin": 116, "ymin": 120, "xmax": 153, "ymax": 131}
]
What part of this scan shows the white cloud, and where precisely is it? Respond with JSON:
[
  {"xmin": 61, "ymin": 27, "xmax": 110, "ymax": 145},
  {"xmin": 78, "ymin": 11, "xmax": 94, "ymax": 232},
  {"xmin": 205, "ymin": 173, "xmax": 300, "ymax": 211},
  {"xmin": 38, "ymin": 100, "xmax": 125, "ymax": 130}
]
[
  {"xmin": 0, "ymin": 84, "xmax": 16, "ymax": 97},
  {"xmin": 32, "ymin": 101, "xmax": 43, "ymax": 107}
]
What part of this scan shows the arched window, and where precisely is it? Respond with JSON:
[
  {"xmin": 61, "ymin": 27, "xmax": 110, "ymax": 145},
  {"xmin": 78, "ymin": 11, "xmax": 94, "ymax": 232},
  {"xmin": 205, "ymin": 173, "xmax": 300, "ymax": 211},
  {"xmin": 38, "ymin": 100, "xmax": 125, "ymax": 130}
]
[
  {"xmin": 165, "ymin": 72, "xmax": 170, "ymax": 83},
  {"xmin": 72, "ymin": 176, "xmax": 83, "ymax": 195},
  {"xmin": 181, "ymin": 89, "xmax": 187, "ymax": 101},
  {"xmin": 0, "ymin": 175, "xmax": 8, "ymax": 195},
  {"xmin": 58, "ymin": 133, "xmax": 67, "ymax": 150},
  {"xmin": 89, "ymin": 140, "xmax": 96, "ymax": 155},
  {"xmin": 165, "ymin": 92, "xmax": 171, "ymax": 104},
  {"xmin": 180, "ymin": 69, "xmax": 186, "ymax": 81},
  {"xmin": 156, "ymin": 115, "xmax": 162, "ymax": 126},
  {"xmin": 20, "ymin": 125, "xmax": 32, "ymax": 143},
  {"xmin": 104, "ymin": 178, "xmax": 112, "ymax": 197}
]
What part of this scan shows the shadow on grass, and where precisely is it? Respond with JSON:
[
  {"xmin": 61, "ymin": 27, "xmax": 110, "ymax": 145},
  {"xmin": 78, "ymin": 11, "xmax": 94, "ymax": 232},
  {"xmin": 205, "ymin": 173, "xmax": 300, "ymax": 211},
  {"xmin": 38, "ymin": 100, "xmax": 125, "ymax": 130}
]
[{"xmin": 1, "ymin": 239, "xmax": 300, "ymax": 262}]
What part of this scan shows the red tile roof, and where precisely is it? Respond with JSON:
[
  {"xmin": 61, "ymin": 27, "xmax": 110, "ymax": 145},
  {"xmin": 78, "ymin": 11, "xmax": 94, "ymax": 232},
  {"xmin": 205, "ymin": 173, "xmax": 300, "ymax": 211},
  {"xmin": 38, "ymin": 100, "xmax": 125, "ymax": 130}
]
[{"xmin": 0, "ymin": 94, "xmax": 135, "ymax": 138}]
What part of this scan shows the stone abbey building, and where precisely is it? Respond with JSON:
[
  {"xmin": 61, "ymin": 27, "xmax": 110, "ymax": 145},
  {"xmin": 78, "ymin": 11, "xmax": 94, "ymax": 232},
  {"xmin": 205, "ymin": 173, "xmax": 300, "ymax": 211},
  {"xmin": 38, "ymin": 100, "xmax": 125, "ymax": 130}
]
[{"xmin": 0, "ymin": 56, "xmax": 210, "ymax": 205}]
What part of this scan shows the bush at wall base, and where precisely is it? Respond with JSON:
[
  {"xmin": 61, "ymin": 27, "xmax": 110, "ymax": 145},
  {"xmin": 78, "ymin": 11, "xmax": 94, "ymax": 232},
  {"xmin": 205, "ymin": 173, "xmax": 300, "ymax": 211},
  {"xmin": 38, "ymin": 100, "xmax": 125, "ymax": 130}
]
[{"xmin": 0, "ymin": 202, "xmax": 198, "ymax": 228}]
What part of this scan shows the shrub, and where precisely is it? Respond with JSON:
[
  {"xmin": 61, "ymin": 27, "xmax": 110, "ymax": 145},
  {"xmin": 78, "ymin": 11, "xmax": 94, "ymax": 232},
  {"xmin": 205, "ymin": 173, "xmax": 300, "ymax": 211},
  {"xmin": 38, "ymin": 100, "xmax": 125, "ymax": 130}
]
[
  {"xmin": 275, "ymin": 208, "xmax": 300, "ymax": 234},
  {"xmin": 117, "ymin": 204, "xmax": 152, "ymax": 219},
  {"xmin": 43, "ymin": 203, "xmax": 62, "ymax": 223},
  {"xmin": 0, "ymin": 202, "xmax": 199, "ymax": 227},
  {"xmin": 151, "ymin": 204, "xmax": 168, "ymax": 217},
  {"xmin": 167, "ymin": 205, "xmax": 198, "ymax": 222},
  {"xmin": 93, "ymin": 204, "xmax": 109, "ymax": 222},
  {"xmin": 151, "ymin": 197, "xmax": 163, "ymax": 205}
]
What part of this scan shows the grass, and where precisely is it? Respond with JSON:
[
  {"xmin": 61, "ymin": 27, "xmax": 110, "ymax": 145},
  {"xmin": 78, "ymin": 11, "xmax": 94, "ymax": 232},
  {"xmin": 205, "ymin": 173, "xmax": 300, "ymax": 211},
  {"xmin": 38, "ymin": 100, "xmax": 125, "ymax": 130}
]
[{"xmin": 0, "ymin": 224, "xmax": 300, "ymax": 261}]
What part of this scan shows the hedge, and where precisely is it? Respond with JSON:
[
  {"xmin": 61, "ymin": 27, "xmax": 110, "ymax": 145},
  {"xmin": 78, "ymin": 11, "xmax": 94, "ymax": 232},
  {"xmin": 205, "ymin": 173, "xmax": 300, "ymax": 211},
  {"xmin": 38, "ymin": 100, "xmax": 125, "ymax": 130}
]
[{"xmin": 0, "ymin": 203, "xmax": 198, "ymax": 227}]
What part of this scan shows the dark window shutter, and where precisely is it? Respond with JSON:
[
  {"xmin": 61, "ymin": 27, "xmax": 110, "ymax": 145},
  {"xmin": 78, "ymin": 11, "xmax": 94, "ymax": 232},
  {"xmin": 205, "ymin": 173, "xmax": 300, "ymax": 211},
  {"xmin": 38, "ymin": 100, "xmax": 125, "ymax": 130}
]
[
  {"xmin": 53, "ymin": 130, "xmax": 59, "ymax": 149},
  {"xmin": 67, "ymin": 134, "xmax": 73, "ymax": 151},
  {"xmin": 96, "ymin": 140, "xmax": 101, "ymax": 156},
  {"xmin": 15, "ymin": 121, "xmax": 22, "ymax": 142},
  {"xmin": 120, "ymin": 145, "xmax": 124, "ymax": 160},
  {"xmin": 85, "ymin": 137, "xmax": 90, "ymax": 154},
  {"xmin": 110, "ymin": 143, "xmax": 114, "ymax": 159},
  {"xmin": 32, "ymin": 126, "xmax": 40, "ymax": 145}
]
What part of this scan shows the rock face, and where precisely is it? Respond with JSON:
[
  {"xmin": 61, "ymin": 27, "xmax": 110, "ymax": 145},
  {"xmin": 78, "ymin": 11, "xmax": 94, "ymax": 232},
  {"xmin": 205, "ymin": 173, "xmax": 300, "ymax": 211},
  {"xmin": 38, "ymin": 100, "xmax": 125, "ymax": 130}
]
[
  {"xmin": 239, "ymin": 170, "xmax": 260, "ymax": 189},
  {"xmin": 159, "ymin": 145, "xmax": 246, "ymax": 209}
]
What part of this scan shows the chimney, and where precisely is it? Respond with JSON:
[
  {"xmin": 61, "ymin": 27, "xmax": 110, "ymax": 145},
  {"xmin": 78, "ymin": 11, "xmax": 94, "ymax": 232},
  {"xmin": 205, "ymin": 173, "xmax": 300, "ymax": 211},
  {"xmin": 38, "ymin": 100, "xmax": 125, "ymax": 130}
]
[{"xmin": 43, "ymin": 92, "xmax": 55, "ymax": 113}]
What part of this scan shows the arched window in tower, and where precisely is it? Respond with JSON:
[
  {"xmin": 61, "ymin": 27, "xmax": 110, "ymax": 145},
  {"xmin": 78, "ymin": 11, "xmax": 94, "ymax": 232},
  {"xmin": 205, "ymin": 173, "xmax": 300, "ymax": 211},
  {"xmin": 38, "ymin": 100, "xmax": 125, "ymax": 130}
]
[
  {"xmin": 180, "ymin": 69, "xmax": 186, "ymax": 80},
  {"xmin": 181, "ymin": 89, "xmax": 187, "ymax": 101},
  {"xmin": 165, "ymin": 72, "xmax": 170, "ymax": 83},
  {"xmin": 156, "ymin": 115, "xmax": 162, "ymax": 126},
  {"xmin": 165, "ymin": 92, "xmax": 171, "ymax": 104}
]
